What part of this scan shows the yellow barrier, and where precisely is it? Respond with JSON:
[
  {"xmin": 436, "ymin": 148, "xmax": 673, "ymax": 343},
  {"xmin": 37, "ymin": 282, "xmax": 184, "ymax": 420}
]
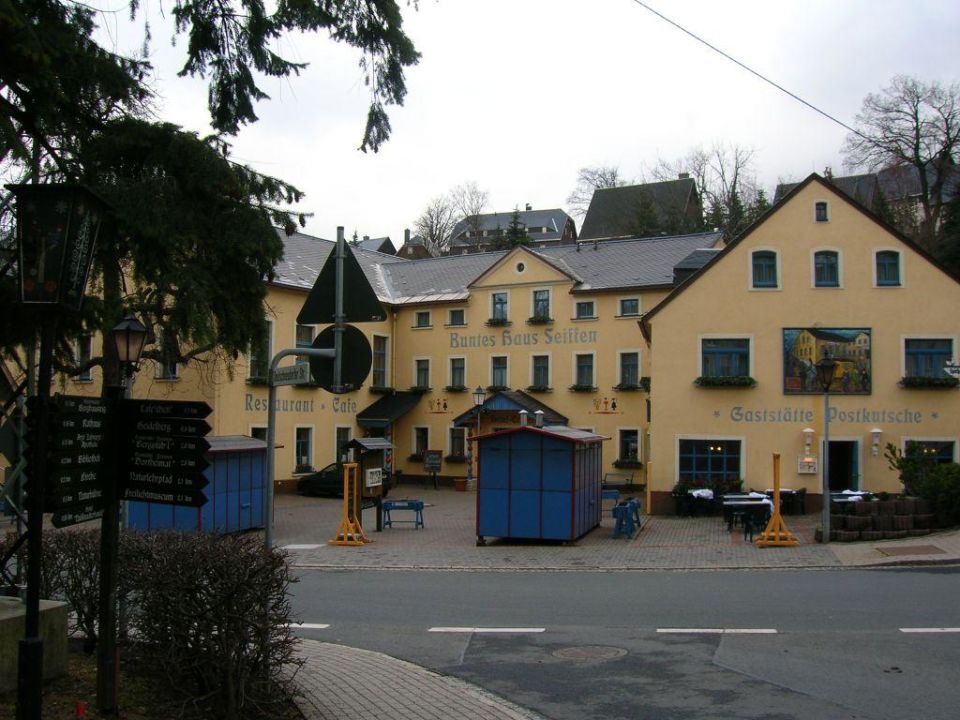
[{"xmin": 328, "ymin": 462, "xmax": 370, "ymax": 546}]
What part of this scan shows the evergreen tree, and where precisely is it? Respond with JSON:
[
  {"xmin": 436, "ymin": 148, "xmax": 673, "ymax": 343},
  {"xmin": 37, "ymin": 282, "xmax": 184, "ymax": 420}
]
[{"xmin": 493, "ymin": 208, "xmax": 532, "ymax": 249}]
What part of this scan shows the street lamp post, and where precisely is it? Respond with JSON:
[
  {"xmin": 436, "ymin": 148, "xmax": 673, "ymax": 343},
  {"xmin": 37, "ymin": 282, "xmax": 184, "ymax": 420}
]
[
  {"xmin": 98, "ymin": 315, "xmax": 147, "ymax": 713},
  {"xmin": 470, "ymin": 386, "xmax": 485, "ymax": 487},
  {"xmin": 816, "ymin": 357, "xmax": 837, "ymax": 543}
]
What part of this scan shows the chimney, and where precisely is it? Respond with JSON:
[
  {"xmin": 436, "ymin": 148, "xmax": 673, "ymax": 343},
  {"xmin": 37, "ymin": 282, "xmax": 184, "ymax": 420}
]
[
  {"xmin": 363, "ymin": 235, "xmax": 370, "ymax": 242},
  {"xmin": 519, "ymin": 410, "xmax": 528, "ymax": 427},
  {"xmin": 525, "ymin": 203, "xmax": 532, "ymax": 211},
  {"xmin": 404, "ymin": 228, "xmax": 411, "ymax": 244},
  {"xmin": 679, "ymin": 172, "xmax": 690, "ymax": 180},
  {"xmin": 534, "ymin": 410, "xmax": 544, "ymax": 428}
]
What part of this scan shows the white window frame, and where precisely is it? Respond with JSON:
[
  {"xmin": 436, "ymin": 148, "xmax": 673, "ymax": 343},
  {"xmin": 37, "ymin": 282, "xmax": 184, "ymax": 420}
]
[
  {"xmin": 448, "ymin": 355, "xmax": 467, "ymax": 388},
  {"xmin": 294, "ymin": 322, "xmax": 315, "ymax": 365},
  {"xmin": 617, "ymin": 348, "xmax": 642, "ymax": 386},
  {"xmin": 674, "ymin": 434, "xmax": 747, "ymax": 485},
  {"xmin": 413, "ymin": 356, "xmax": 431, "ymax": 389},
  {"xmin": 414, "ymin": 309, "xmax": 432, "ymax": 328},
  {"xmin": 810, "ymin": 247, "xmax": 843, "ymax": 289},
  {"xmin": 572, "ymin": 351, "xmax": 596, "ymax": 387},
  {"xmin": 616, "ymin": 426, "xmax": 642, "ymax": 463},
  {"xmin": 335, "ymin": 425, "xmax": 353, "ymax": 462},
  {"xmin": 530, "ymin": 287, "xmax": 551, "ymax": 320},
  {"xmin": 900, "ymin": 335, "xmax": 957, "ymax": 378},
  {"xmin": 748, "ymin": 247, "xmax": 781, "ymax": 291},
  {"xmin": 698, "ymin": 334, "xmax": 754, "ymax": 377},
  {"xmin": 814, "ymin": 200, "xmax": 830, "ymax": 222},
  {"xmin": 294, "ymin": 425, "xmax": 314, "ymax": 473},
  {"xmin": 412, "ymin": 426, "xmax": 430, "ymax": 457},
  {"xmin": 248, "ymin": 319, "xmax": 274, "ymax": 379},
  {"xmin": 447, "ymin": 308, "xmax": 467, "ymax": 326},
  {"xmin": 249, "ymin": 425, "xmax": 267, "ymax": 442},
  {"xmin": 490, "ymin": 354, "xmax": 509, "ymax": 387},
  {"xmin": 372, "ymin": 333, "xmax": 390, "ymax": 387},
  {"xmin": 155, "ymin": 358, "xmax": 180, "ymax": 381},
  {"xmin": 573, "ymin": 298, "xmax": 597, "ymax": 320},
  {"xmin": 530, "ymin": 352, "xmax": 552, "ymax": 388},
  {"xmin": 872, "ymin": 248, "xmax": 905, "ymax": 288},
  {"xmin": 490, "ymin": 290, "xmax": 510, "ymax": 321},
  {"xmin": 448, "ymin": 426, "xmax": 467, "ymax": 459},
  {"xmin": 617, "ymin": 296, "xmax": 641, "ymax": 318}
]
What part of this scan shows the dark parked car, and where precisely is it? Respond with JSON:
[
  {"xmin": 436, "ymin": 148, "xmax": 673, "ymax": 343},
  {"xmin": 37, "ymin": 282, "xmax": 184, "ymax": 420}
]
[{"xmin": 296, "ymin": 463, "xmax": 390, "ymax": 500}]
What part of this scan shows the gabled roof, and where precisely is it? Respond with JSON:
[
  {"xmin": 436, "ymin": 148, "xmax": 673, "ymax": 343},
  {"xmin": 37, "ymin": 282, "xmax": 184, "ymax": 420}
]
[
  {"xmin": 358, "ymin": 236, "xmax": 396, "ymax": 254},
  {"xmin": 774, "ymin": 173, "xmax": 880, "ymax": 209},
  {"xmin": 640, "ymin": 173, "xmax": 960, "ymax": 341},
  {"xmin": 450, "ymin": 208, "xmax": 574, "ymax": 246},
  {"xmin": 579, "ymin": 178, "xmax": 701, "ymax": 240},
  {"xmin": 474, "ymin": 425, "xmax": 607, "ymax": 444},
  {"xmin": 467, "ymin": 245, "xmax": 582, "ymax": 288},
  {"xmin": 451, "ymin": 390, "xmax": 567, "ymax": 428}
]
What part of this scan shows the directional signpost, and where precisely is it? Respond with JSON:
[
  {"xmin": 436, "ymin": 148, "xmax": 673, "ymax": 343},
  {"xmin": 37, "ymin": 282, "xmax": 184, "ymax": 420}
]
[{"xmin": 120, "ymin": 400, "xmax": 212, "ymax": 507}]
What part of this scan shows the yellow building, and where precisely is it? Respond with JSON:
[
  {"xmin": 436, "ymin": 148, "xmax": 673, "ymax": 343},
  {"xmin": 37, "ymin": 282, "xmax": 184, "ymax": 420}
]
[{"xmin": 641, "ymin": 174, "xmax": 960, "ymax": 513}]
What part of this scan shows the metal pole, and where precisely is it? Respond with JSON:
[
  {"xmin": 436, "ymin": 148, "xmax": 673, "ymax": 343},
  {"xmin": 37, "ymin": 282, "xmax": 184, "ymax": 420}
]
[
  {"xmin": 821, "ymin": 391, "xmax": 831, "ymax": 543},
  {"xmin": 333, "ymin": 227, "xmax": 345, "ymax": 393},
  {"xmin": 18, "ymin": 317, "xmax": 55, "ymax": 720},
  {"xmin": 264, "ymin": 348, "xmax": 334, "ymax": 550}
]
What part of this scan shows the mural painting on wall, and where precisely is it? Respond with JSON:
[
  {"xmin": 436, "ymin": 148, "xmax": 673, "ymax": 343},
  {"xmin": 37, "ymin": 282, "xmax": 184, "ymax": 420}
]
[
  {"xmin": 783, "ymin": 328, "xmax": 872, "ymax": 394},
  {"xmin": 589, "ymin": 397, "xmax": 622, "ymax": 414},
  {"xmin": 427, "ymin": 397, "xmax": 449, "ymax": 414}
]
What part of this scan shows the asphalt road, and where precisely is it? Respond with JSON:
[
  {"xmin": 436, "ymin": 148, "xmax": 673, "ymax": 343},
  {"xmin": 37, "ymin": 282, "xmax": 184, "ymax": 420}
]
[{"xmin": 291, "ymin": 567, "xmax": 960, "ymax": 720}]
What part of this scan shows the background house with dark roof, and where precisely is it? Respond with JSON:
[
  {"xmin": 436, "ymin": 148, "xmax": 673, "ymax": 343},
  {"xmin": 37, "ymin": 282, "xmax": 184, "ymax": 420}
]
[
  {"xmin": 578, "ymin": 176, "xmax": 704, "ymax": 240},
  {"xmin": 356, "ymin": 235, "xmax": 397, "ymax": 255},
  {"xmin": 448, "ymin": 206, "xmax": 577, "ymax": 255}
]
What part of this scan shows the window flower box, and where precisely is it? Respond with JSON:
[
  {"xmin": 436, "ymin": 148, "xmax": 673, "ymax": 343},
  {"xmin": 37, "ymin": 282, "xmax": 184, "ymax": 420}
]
[
  {"xmin": 369, "ymin": 385, "xmax": 394, "ymax": 395},
  {"xmin": 408, "ymin": 385, "xmax": 431, "ymax": 394},
  {"xmin": 486, "ymin": 384, "xmax": 509, "ymax": 392},
  {"xmin": 694, "ymin": 375, "xmax": 757, "ymax": 388},
  {"xmin": 526, "ymin": 315, "xmax": 553, "ymax": 325},
  {"xmin": 613, "ymin": 459, "xmax": 643, "ymax": 469},
  {"xmin": 294, "ymin": 464, "xmax": 314, "ymax": 474},
  {"xmin": 569, "ymin": 384, "xmax": 597, "ymax": 392},
  {"xmin": 898, "ymin": 376, "xmax": 959, "ymax": 389},
  {"xmin": 486, "ymin": 317, "xmax": 510, "ymax": 327},
  {"xmin": 444, "ymin": 454, "xmax": 467, "ymax": 463},
  {"xmin": 614, "ymin": 383, "xmax": 643, "ymax": 392},
  {"xmin": 445, "ymin": 385, "xmax": 468, "ymax": 393},
  {"xmin": 526, "ymin": 385, "xmax": 552, "ymax": 393}
]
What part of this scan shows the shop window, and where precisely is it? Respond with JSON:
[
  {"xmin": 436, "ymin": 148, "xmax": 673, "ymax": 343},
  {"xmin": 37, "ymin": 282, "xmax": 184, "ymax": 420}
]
[
  {"xmin": 875, "ymin": 250, "xmax": 901, "ymax": 287},
  {"xmin": 814, "ymin": 250, "xmax": 840, "ymax": 287},
  {"xmin": 751, "ymin": 250, "xmax": 778, "ymax": 289},
  {"xmin": 904, "ymin": 440, "xmax": 956, "ymax": 465},
  {"xmin": 678, "ymin": 439, "xmax": 742, "ymax": 486},
  {"xmin": 904, "ymin": 338, "xmax": 953, "ymax": 378},
  {"xmin": 701, "ymin": 338, "xmax": 750, "ymax": 377}
]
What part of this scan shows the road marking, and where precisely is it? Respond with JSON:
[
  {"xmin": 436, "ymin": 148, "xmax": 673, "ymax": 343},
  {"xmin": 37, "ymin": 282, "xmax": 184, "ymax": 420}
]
[
  {"xmin": 899, "ymin": 628, "xmax": 960, "ymax": 633},
  {"xmin": 428, "ymin": 627, "xmax": 546, "ymax": 634},
  {"xmin": 657, "ymin": 628, "xmax": 777, "ymax": 634},
  {"xmin": 282, "ymin": 544, "xmax": 322, "ymax": 550},
  {"xmin": 291, "ymin": 623, "xmax": 331, "ymax": 630}
]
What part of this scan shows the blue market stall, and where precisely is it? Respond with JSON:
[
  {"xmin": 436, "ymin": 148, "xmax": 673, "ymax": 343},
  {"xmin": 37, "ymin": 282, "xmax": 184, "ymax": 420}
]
[
  {"xmin": 475, "ymin": 425, "xmax": 606, "ymax": 545},
  {"xmin": 127, "ymin": 435, "xmax": 266, "ymax": 533}
]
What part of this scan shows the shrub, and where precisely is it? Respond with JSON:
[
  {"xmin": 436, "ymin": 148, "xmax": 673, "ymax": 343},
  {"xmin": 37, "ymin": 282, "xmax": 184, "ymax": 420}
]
[{"xmin": 915, "ymin": 464, "xmax": 960, "ymax": 527}]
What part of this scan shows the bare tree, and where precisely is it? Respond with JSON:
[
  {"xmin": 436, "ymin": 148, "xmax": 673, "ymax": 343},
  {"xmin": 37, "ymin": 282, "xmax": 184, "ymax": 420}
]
[
  {"xmin": 412, "ymin": 194, "xmax": 457, "ymax": 255},
  {"xmin": 566, "ymin": 166, "xmax": 630, "ymax": 219},
  {"xmin": 448, "ymin": 181, "xmax": 490, "ymax": 249},
  {"xmin": 651, "ymin": 143, "xmax": 760, "ymax": 238},
  {"xmin": 843, "ymin": 75, "xmax": 960, "ymax": 248}
]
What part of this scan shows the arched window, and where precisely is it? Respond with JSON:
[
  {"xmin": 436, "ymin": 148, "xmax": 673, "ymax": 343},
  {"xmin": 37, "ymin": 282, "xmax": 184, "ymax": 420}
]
[{"xmin": 876, "ymin": 250, "xmax": 901, "ymax": 286}]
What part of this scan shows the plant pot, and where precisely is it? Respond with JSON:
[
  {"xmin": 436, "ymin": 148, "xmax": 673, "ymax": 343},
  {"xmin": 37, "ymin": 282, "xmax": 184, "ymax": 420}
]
[{"xmin": 453, "ymin": 478, "xmax": 467, "ymax": 492}]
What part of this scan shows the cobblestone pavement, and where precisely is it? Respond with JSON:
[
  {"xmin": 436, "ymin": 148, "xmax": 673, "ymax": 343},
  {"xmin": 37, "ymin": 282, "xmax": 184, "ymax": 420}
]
[
  {"xmin": 294, "ymin": 639, "xmax": 546, "ymax": 720},
  {"xmin": 278, "ymin": 487, "xmax": 960, "ymax": 720}
]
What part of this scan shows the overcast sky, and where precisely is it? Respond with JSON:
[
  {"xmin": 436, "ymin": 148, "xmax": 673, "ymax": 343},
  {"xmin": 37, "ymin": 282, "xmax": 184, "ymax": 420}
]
[{"xmin": 97, "ymin": 0, "xmax": 960, "ymax": 242}]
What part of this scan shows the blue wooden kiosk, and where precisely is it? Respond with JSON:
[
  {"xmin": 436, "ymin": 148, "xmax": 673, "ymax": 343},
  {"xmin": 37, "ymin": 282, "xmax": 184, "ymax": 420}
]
[
  {"xmin": 475, "ymin": 425, "xmax": 606, "ymax": 545},
  {"xmin": 127, "ymin": 435, "xmax": 266, "ymax": 533}
]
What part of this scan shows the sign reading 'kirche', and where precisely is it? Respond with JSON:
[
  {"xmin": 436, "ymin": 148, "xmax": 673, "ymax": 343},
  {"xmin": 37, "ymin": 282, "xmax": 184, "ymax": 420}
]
[{"xmin": 449, "ymin": 328, "xmax": 599, "ymax": 349}]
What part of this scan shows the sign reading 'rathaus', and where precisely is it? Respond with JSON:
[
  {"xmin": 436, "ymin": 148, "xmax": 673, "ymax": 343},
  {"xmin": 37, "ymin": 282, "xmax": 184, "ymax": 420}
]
[{"xmin": 449, "ymin": 328, "xmax": 599, "ymax": 349}]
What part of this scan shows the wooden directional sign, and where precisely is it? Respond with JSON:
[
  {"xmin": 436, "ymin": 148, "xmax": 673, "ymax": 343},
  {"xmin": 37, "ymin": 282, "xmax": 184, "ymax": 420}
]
[
  {"xmin": 129, "ymin": 449, "xmax": 209, "ymax": 473},
  {"xmin": 57, "ymin": 395, "xmax": 109, "ymax": 415},
  {"xmin": 129, "ymin": 434, "xmax": 210, "ymax": 455},
  {"xmin": 54, "ymin": 413, "xmax": 107, "ymax": 433},
  {"xmin": 131, "ymin": 417, "xmax": 211, "ymax": 438},
  {"xmin": 49, "ymin": 484, "xmax": 106, "ymax": 510},
  {"xmin": 122, "ymin": 485, "xmax": 207, "ymax": 507},
  {"xmin": 52, "ymin": 502, "xmax": 105, "ymax": 528},
  {"xmin": 50, "ymin": 430, "xmax": 106, "ymax": 452},
  {"xmin": 123, "ymin": 399, "xmax": 212, "ymax": 420},
  {"xmin": 125, "ymin": 468, "xmax": 209, "ymax": 492},
  {"xmin": 49, "ymin": 449, "xmax": 106, "ymax": 470},
  {"xmin": 48, "ymin": 467, "xmax": 102, "ymax": 493}
]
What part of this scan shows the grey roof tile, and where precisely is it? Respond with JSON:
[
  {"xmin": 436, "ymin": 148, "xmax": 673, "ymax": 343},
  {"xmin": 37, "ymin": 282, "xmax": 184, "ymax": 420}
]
[
  {"xmin": 450, "ymin": 208, "xmax": 573, "ymax": 245},
  {"xmin": 579, "ymin": 178, "xmax": 700, "ymax": 239}
]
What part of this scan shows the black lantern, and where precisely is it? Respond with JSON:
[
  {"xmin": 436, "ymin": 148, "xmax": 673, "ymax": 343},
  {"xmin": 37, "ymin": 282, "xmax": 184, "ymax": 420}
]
[
  {"xmin": 7, "ymin": 183, "xmax": 109, "ymax": 310},
  {"xmin": 110, "ymin": 315, "xmax": 147, "ymax": 372},
  {"xmin": 815, "ymin": 357, "xmax": 837, "ymax": 393}
]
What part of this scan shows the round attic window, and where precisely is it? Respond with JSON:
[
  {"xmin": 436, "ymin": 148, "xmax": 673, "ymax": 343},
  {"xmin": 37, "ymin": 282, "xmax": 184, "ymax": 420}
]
[{"xmin": 516, "ymin": 262, "xmax": 525, "ymax": 273}]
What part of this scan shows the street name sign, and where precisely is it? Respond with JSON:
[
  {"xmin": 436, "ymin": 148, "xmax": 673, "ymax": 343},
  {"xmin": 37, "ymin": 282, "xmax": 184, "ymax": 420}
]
[{"xmin": 272, "ymin": 363, "xmax": 312, "ymax": 386}]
